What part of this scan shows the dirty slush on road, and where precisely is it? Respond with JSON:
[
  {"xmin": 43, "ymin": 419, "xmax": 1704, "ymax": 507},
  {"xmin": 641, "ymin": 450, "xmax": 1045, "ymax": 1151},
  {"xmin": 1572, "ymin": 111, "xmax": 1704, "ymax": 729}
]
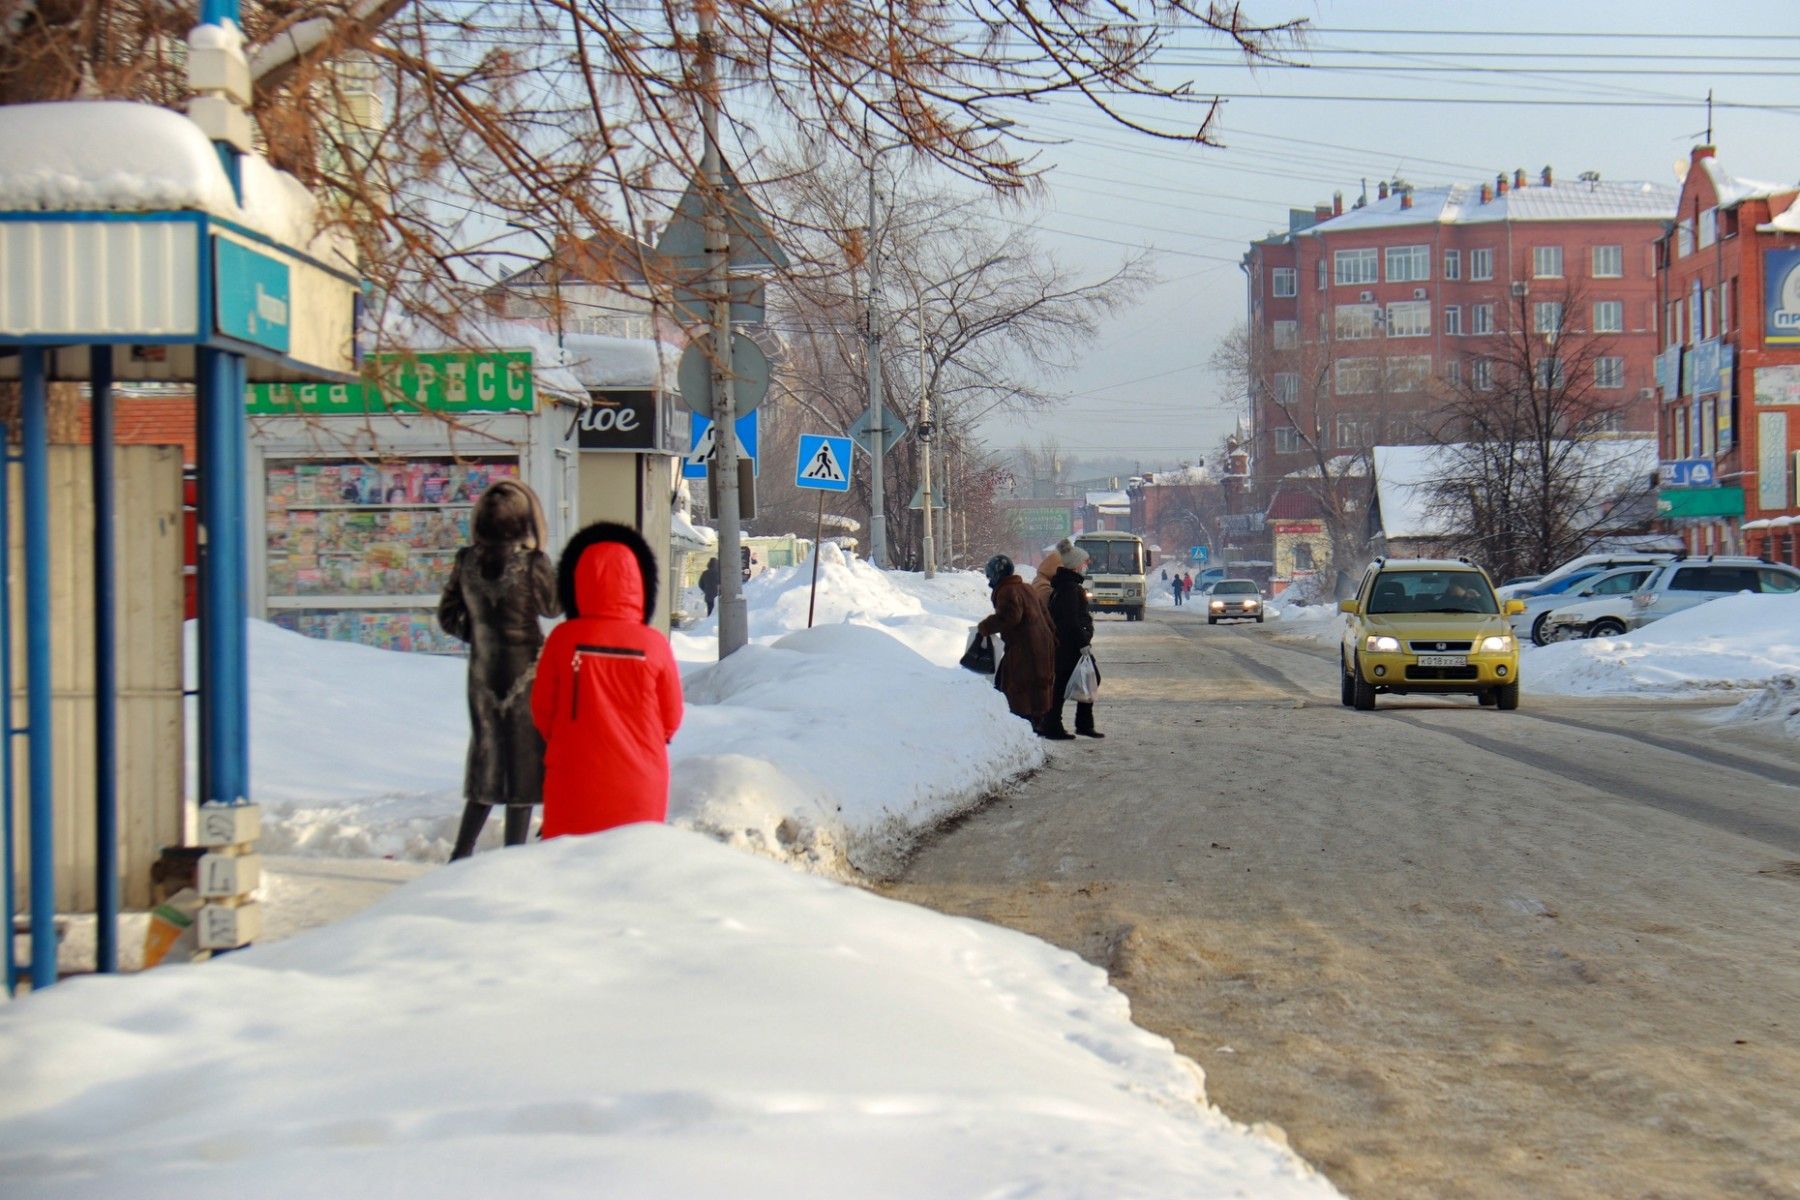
[{"xmin": 883, "ymin": 611, "xmax": 1800, "ymax": 1200}]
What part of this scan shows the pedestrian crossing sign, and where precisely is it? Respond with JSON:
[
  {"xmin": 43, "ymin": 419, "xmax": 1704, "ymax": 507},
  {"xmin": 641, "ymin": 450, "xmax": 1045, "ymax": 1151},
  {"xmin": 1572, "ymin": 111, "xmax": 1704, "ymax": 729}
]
[{"xmin": 795, "ymin": 434, "xmax": 854, "ymax": 493}]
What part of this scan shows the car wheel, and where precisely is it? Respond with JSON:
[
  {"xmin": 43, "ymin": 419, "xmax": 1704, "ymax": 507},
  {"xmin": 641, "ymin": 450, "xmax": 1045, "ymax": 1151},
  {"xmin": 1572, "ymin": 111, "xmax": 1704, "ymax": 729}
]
[
  {"xmin": 1340, "ymin": 661, "xmax": 1355, "ymax": 707},
  {"xmin": 1255, "ymin": 614, "xmax": 1264, "ymax": 623},
  {"xmin": 1351, "ymin": 660, "xmax": 1377, "ymax": 711},
  {"xmin": 1586, "ymin": 617, "xmax": 1627, "ymax": 638},
  {"xmin": 1478, "ymin": 689, "xmax": 1497, "ymax": 706},
  {"xmin": 1207, "ymin": 617, "xmax": 1216, "ymax": 625},
  {"xmin": 1495, "ymin": 682, "xmax": 1521, "ymax": 710},
  {"xmin": 1529, "ymin": 611, "xmax": 1551, "ymax": 645}
]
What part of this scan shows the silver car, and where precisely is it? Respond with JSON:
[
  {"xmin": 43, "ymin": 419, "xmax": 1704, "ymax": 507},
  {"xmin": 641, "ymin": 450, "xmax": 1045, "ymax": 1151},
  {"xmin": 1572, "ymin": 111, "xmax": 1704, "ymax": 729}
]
[{"xmin": 1626, "ymin": 557, "xmax": 1800, "ymax": 629}]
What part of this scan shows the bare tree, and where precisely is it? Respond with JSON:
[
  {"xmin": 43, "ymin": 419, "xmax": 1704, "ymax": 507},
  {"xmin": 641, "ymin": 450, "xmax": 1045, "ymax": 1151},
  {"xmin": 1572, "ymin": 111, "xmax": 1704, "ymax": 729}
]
[{"xmin": 1421, "ymin": 282, "xmax": 1652, "ymax": 581}]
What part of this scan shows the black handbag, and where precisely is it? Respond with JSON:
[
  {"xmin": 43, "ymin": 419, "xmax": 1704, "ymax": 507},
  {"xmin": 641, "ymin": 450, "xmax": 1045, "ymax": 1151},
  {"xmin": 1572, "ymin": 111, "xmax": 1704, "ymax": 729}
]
[{"xmin": 959, "ymin": 632, "xmax": 997, "ymax": 675}]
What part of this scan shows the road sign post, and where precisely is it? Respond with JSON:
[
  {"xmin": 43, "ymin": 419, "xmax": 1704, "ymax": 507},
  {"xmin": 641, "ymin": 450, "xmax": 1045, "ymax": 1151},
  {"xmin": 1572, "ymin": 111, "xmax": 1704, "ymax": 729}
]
[{"xmin": 794, "ymin": 433, "xmax": 855, "ymax": 626}]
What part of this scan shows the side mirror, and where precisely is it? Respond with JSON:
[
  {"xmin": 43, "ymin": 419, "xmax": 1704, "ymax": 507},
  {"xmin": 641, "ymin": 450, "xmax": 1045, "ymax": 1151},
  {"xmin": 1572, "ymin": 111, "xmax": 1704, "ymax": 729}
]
[
  {"xmin": 1337, "ymin": 599, "xmax": 1359, "ymax": 615},
  {"xmin": 1504, "ymin": 599, "xmax": 1526, "ymax": 616}
]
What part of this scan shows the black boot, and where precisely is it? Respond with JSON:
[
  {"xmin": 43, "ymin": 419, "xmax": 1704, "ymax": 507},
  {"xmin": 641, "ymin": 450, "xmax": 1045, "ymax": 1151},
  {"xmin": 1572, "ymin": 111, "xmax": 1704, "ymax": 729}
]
[
  {"xmin": 1075, "ymin": 703, "xmax": 1104, "ymax": 738},
  {"xmin": 449, "ymin": 801, "xmax": 492, "ymax": 861}
]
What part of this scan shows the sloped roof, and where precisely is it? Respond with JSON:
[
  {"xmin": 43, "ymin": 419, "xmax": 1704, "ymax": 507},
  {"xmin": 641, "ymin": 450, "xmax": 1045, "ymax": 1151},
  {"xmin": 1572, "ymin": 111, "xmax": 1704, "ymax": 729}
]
[
  {"xmin": 1298, "ymin": 179, "xmax": 1677, "ymax": 236},
  {"xmin": 1696, "ymin": 155, "xmax": 1799, "ymax": 209}
]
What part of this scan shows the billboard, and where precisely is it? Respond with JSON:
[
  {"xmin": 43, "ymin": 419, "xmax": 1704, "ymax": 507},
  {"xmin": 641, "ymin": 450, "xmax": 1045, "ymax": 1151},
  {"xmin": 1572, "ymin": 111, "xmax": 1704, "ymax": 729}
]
[{"xmin": 1766, "ymin": 249, "xmax": 1800, "ymax": 345}]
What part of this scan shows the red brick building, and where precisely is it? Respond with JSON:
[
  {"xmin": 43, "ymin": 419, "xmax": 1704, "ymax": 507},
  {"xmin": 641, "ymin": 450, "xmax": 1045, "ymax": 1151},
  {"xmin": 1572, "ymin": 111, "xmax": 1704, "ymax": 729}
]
[
  {"xmin": 1243, "ymin": 168, "xmax": 1677, "ymax": 506},
  {"xmin": 1653, "ymin": 145, "xmax": 1800, "ymax": 564}
]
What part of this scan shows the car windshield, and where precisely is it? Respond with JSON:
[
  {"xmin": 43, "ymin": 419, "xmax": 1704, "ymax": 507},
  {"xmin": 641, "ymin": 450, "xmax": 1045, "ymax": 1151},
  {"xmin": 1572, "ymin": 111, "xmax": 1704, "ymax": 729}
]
[
  {"xmin": 1213, "ymin": 581, "xmax": 1258, "ymax": 594},
  {"xmin": 1366, "ymin": 571, "xmax": 1499, "ymax": 615},
  {"xmin": 1077, "ymin": 540, "xmax": 1143, "ymax": 575}
]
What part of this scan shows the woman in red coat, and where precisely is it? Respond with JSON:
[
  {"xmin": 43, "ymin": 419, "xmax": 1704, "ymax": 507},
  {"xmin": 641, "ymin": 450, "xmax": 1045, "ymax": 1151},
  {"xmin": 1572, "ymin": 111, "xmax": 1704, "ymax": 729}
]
[{"xmin": 531, "ymin": 523, "xmax": 684, "ymax": 838}]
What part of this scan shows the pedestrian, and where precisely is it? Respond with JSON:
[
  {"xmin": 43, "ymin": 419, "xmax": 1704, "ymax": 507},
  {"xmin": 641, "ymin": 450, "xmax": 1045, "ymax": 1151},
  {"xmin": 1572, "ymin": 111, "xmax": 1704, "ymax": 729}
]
[
  {"xmin": 1032, "ymin": 538, "xmax": 1070, "ymax": 602},
  {"xmin": 1172, "ymin": 572, "xmax": 1184, "ymax": 606},
  {"xmin": 977, "ymin": 554, "xmax": 1057, "ymax": 733},
  {"xmin": 698, "ymin": 556, "xmax": 720, "ymax": 616},
  {"xmin": 1043, "ymin": 544, "xmax": 1103, "ymax": 740},
  {"xmin": 531, "ymin": 522, "xmax": 685, "ymax": 839},
  {"xmin": 1183, "ymin": 572, "xmax": 1194, "ymax": 599},
  {"xmin": 437, "ymin": 480, "xmax": 560, "ymax": 860}
]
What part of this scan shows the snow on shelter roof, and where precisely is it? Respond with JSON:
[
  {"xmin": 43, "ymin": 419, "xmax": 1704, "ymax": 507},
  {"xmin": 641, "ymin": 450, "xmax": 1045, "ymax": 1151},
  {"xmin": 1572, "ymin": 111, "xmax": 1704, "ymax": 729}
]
[
  {"xmin": 1297, "ymin": 179, "xmax": 1676, "ymax": 235},
  {"xmin": 1373, "ymin": 440, "xmax": 1656, "ymax": 541},
  {"xmin": 0, "ymin": 101, "xmax": 326, "ymax": 250}
]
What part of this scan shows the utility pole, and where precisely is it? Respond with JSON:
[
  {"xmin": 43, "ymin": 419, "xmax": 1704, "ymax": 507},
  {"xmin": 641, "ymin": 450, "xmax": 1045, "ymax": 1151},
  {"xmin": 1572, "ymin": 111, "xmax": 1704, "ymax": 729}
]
[
  {"xmin": 918, "ymin": 289, "xmax": 935, "ymax": 577},
  {"xmin": 698, "ymin": 0, "xmax": 748, "ymax": 654},
  {"xmin": 864, "ymin": 154, "xmax": 888, "ymax": 568}
]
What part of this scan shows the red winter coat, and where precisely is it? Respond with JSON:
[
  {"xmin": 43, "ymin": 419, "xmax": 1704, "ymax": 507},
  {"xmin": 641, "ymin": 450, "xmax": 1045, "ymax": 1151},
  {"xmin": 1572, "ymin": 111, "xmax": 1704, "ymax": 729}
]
[{"xmin": 531, "ymin": 536, "xmax": 683, "ymax": 838}]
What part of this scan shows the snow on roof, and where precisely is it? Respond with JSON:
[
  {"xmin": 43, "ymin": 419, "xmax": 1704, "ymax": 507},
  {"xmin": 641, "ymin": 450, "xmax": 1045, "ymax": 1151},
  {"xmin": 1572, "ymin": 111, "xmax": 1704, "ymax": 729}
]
[
  {"xmin": 1297, "ymin": 179, "xmax": 1677, "ymax": 236},
  {"xmin": 1696, "ymin": 154, "xmax": 1799, "ymax": 210},
  {"xmin": 1758, "ymin": 198, "xmax": 1800, "ymax": 235},
  {"xmin": 0, "ymin": 101, "xmax": 333, "ymax": 255},
  {"xmin": 559, "ymin": 331, "xmax": 679, "ymax": 391},
  {"xmin": 1373, "ymin": 440, "xmax": 1656, "ymax": 540},
  {"xmin": 1145, "ymin": 465, "xmax": 1208, "ymax": 485},
  {"xmin": 1085, "ymin": 490, "xmax": 1130, "ymax": 508}
]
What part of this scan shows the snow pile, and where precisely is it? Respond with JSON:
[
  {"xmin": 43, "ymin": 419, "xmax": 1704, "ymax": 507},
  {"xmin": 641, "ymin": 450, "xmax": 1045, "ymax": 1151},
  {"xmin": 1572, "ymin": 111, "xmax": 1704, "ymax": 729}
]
[
  {"xmin": 675, "ymin": 623, "xmax": 1040, "ymax": 876},
  {"xmin": 0, "ymin": 102, "xmax": 241, "ymax": 215},
  {"xmin": 1718, "ymin": 675, "xmax": 1800, "ymax": 740},
  {"xmin": 0, "ymin": 827, "xmax": 1336, "ymax": 1199},
  {"xmin": 1525, "ymin": 594, "xmax": 1800, "ymax": 697}
]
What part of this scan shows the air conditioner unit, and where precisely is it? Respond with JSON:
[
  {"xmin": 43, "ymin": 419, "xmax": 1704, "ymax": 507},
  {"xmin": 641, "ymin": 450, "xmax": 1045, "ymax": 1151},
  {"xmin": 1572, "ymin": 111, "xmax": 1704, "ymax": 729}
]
[
  {"xmin": 1510, "ymin": 281, "xmax": 1529, "ymax": 297},
  {"xmin": 1639, "ymin": 388, "xmax": 1656, "ymax": 401},
  {"xmin": 1359, "ymin": 291, "xmax": 1373, "ymax": 302},
  {"xmin": 1412, "ymin": 288, "xmax": 1428, "ymax": 300}
]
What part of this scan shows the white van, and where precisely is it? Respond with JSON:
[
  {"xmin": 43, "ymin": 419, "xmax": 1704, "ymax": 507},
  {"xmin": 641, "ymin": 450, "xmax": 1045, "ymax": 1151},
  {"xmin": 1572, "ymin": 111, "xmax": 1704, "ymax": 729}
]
[{"xmin": 1074, "ymin": 532, "xmax": 1148, "ymax": 621}]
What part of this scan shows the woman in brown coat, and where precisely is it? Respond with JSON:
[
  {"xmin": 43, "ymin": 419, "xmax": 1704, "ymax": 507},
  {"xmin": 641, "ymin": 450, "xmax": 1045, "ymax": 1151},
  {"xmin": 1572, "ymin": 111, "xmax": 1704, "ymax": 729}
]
[{"xmin": 977, "ymin": 554, "xmax": 1057, "ymax": 732}]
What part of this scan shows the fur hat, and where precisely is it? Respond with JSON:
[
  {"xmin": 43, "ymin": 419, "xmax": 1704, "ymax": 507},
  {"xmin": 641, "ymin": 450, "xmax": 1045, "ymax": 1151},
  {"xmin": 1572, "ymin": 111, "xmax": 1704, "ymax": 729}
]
[
  {"xmin": 984, "ymin": 554, "xmax": 1015, "ymax": 587},
  {"xmin": 1062, "ymin": 544, "xmax": 1090, "ymax": 572}
]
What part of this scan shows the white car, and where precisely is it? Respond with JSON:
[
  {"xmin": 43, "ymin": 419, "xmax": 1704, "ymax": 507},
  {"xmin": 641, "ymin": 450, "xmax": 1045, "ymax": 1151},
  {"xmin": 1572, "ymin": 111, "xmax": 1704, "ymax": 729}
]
[
  {"xmin": 1626, "ymin": 557, "xmax": 1800, "ymax": 629},
  {"xmin": 1496, "ymin": 553, "xmax": 1673, "ymax": 603},
  {"xmin": 1535, "ymin": 565, "xmax": 1662, "ymax": 642}
]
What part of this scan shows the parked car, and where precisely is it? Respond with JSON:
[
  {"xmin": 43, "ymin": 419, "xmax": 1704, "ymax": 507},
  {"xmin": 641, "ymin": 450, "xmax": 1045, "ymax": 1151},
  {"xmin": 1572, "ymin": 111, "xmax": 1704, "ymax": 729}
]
[
  {"xmin": 1535, "ymin": 565, "xmax": 1663, "ymax": 642},
  {"xmin": 1505, "ymin": 568, "xmax": 1644, "ymax": 644},
  {"xmin": 1498, "ymin": 575, "xmax": 1542, "ymax": 589},
  {"xmin": 1496, "ymin": 553, "xmax": 1674, "ymax": 602},
  {"xmin": 1626, "ymin": 557, "xmax": 1800, "ymax": 629},
  {"xmin": 1206, "ymin": 579, "xmax": 1264, "ymax": 624},
  {"xmin": 1339, "ymin": 558, "xmax": 1524, "ymax": 710}
]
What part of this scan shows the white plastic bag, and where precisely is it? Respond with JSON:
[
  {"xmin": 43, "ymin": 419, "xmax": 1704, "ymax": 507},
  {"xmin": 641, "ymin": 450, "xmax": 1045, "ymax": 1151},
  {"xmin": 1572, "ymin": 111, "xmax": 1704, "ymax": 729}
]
[{"xmin": 1066, "ymin": 648, "xmax": 1100, "ymax": 703}]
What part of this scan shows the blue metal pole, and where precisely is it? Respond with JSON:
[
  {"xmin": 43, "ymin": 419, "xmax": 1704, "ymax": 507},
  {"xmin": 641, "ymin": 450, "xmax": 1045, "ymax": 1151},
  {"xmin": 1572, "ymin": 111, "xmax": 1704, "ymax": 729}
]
[
  {"xmin": 1, "ymin": 381, "xmax": 15, "ymax": 995},
  {"xmin": 196, "ymin": 348, "xmax": 249, "ymax": 811},
  {"xmin": 91, "ymin": 347, "xmax": 119, "ymax": 973},
  {"xmin": 21, "ymin": 347, "xmax": 56, "ymax": 991}
]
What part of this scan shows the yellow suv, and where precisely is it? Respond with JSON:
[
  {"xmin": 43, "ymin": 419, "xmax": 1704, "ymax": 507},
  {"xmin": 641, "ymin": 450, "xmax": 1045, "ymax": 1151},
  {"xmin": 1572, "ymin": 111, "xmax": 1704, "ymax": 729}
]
[{"xmin": 1338, "ymin": 558, "xmax": 1526, "ymax": 711}]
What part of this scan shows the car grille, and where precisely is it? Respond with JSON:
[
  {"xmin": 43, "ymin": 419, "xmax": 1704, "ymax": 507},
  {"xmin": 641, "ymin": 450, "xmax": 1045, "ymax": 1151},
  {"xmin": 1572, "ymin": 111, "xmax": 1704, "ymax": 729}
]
[
  {"xmin": 1405, "ymin": 665, "xmax": 1479, "ymax": 681},
  {"xmin": 1406, "ymin": 640, "xmax": 1472, "ymax": 652}
]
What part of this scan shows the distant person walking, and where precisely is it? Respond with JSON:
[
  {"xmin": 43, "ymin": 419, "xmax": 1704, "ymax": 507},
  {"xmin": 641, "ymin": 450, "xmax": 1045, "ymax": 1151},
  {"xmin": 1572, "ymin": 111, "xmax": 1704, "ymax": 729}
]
[
  {"xmin": 978, "ymin": 554, "xmax": 1057, "ymax": 734},
  {"xmin": 1043, "ymin": 544, "xmax": 1103, "ymax": 739},
  {"xmin": 437, "ymin": 480, "xmax": 560, "ymax": 860},
  {"xmin": 698, "ymin": 557, "xmax": 720, "ymax": 616},
  {"xmin": 1172, "ymin": 573, "xmax": 1185, "ymax": 606},
  {"xmin": 532, "ymin": 523, "xmax": 685, "ymax": 838}
]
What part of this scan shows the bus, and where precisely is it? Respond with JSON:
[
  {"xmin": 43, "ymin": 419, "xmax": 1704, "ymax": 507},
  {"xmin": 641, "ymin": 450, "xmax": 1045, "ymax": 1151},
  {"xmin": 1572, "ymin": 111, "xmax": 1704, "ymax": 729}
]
[{"xmin": 1074, "ymin": 531, "xmax": 1149, "ymax": 621}]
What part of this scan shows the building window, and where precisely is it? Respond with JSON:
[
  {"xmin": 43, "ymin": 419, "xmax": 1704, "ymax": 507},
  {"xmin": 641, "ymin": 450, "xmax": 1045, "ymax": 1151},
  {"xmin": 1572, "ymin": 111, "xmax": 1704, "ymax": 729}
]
[
  {"xmin": 1666, "ymin": 299, "xmax": 1682, "ymax": 347},
  {"xmin": 1317, "ymin": 258, "xmax": 1327, "ymax": 290},
  {"xmin": 1703, "ymin": 289, "xmax": 1717, "ymax": 339},
  {"xmin": 1473, "ymin": 357, "xmax": 1493, "ymax": 391},
  {"xmin": 1470, "ymin": 248, "xmax": 1494, "ymax": 281},
  {"xmin": 1273, "ymin": 267, "xmax": 1297, "ymax": 297},
  {"xmin": 1595, "ymin": 356, "xmax": 1625, "ymax": 389},
  {"xmin": 1533, "ymin": 301, "xmax": 1563, "ymax": 335},
  {"xmin": 1593, "ymin": 301, "xmax": 1623, "ymax": 333},
  {"xmin": 1698, "ymin": 207, "xmax": 1717, "ymax": 249},
  {"xmin": 1392, "ymin": 355, "xmax": 1433, "ymax": 391},
  {"xmin": 1293, "ymin": 543, "xmax": 1315, "ymax": 570},
  {"xmin": 1273, "ymin": 319, "xmax": 1298, "ymax": 349},
  {"xmin": 1592, "ymin": 244, "xmax": 1623, "ymax": 278},
  {"xmin": 1334, "ymin": 248, "xmax": 1378, "ymax": 286},
  {"xmin": 1335, "ymin": 357, "xmax": 1380, "ymax": 394},
  {"xmin": 1444, "ymin": 305, "xmax": 1463, "ymax": 336},
  {"xmin": 1274, "ymin": 426, "xmax": 1304, "ymax": 454},
  {"xmin": 1335, "ymin": 304, "xmax": 1378, "ymax": 340},
  {"xmin": 1676, "ymin": 219, "xmax": 1694, "ymax": 258},
  {"xmin": 1385, "ymin": 244, "xmax": 1430, "ymax": 283},
  {"xmin": 1443, "ymin": 249, "xmax": 1461, "ymax": 280},
  {"xmin": 1471, "ymin": 304, "xmax": 1494, "ymax": 335},
  {"xmin": 1534, "ymin": 357, "xmax": 1566, "ymax": 389},
  {"xmin": 1444, "ymin": 358, "xmax": 1463, "ymax": 386},
  {"xmin": 1385, "ymin": 300, "xmax": 1431, "ymax": 338},
  {"xmin": 1689, "ymin": 279, "xmax": 1702, "ymax": 346},
  {"xmin": 1273, "ymin": 372, "xmax": 1299, "ymax": 404},
  {"xmin": 1722, "ymin": 281, "xmax": 1732, "ymax": 333},
  {"xmin": 1336, "ymin": 414, "xmax": 1373, "ymax": 448},
  {"xmin": 1532, "ymin": 245, "xmax": 1563, "ymax": 278}
]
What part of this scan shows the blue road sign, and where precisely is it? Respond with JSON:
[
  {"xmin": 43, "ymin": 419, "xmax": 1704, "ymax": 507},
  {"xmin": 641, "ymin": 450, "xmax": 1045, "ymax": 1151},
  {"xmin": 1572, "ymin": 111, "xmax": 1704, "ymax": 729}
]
[
  {"xmin": 684, "ymin": 410, "xmax": 759, "ymax": 480},
  {"xmin": 1192, "ymin": 545, "xmax": 1210, "ymax": 563},
  {"xmin": 795, "ymin": 434, "xmax": 853, "ymax": 493}
]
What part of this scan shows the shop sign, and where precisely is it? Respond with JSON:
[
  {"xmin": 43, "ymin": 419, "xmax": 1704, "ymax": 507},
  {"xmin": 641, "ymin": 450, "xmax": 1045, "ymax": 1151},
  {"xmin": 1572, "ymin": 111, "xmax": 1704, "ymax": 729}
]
[
  {"xmin": 1765, "ymin": 249, "xmax": 1800, "ymax": 345},
  {"xmin": 1273, "ymin": 521, "xmax": 1323, "ymax": 535},
  {"xmin": 1760, "ymin": 412, "xmax": 1790, "ymax": 511},
  {"xmin": 1719, "ymin": 345, "xmax": 1735, "ymax": 453},
  {"xmin": 1018, "ymin": 505, "xmax": 1074, "ymax": 546},
  {"xmin": 247, "ymin": 350, "xmax": 535, "ymax": 415},
  {"xmin": 1754, "ymin": 364, "xmax": 1800, "ymax": 407},
  {"xmin": 1656, "ymin": 486, "xmax": 1744, "ymax": 518},
  {"xmin": 575, "ymin": 390, "xmax": 665, "ymax": 451}
]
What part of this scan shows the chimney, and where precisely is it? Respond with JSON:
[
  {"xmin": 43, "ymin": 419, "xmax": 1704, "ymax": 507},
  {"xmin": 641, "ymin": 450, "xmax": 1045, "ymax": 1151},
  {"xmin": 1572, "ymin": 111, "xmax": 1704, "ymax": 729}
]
[
  {"xmin": 1400, "ymin": 189, "xmax": 1414, "ymax": 210},
  {"xmin": 1496, "ymin": 172, "xmax": 1508, "ymax": 196},
  {"xmin": 1540, "ymin": 164, "xmax": 1553, "ymax": 187},
  {"xmin": 1691, "ymin": 144, "xmax": 1716, "ymax": 165},
  {"xmin": 1514, "ymin": 167, "xmax": 1527, "ymax": 190},
  {"xmin": 1333, "ymin": 191, "xmax": 1344, "ymax": 216},
  {"xmin": 1480, "ymin": 182, "xmax": 1494, "ymax": 204},
  {"xmin": 1314, "ymin": 204, "xmax": 1332, "ymax": 224},
  {"xmin": 1378, "ymin": 180, "xmax": 1390, "ymax": 200}
]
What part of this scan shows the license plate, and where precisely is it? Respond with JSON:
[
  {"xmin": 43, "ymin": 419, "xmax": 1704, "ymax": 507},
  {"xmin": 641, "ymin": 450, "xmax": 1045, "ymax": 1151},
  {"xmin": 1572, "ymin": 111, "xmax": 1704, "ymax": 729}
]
[{"xmin": 1416, "ymin": 654, "xmax": 1466, "ymax": 668}]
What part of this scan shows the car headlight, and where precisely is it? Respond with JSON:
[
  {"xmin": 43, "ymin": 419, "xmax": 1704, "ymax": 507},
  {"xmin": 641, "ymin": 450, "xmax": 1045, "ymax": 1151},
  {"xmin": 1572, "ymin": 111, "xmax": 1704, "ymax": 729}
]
[
  {"xmin": 1480, "ymin": 635, "xmax": 1513, "ymax": 653},
  {"xmin": 1633, "ymin": 593, "xmax": 1656, "ymax": 608},
  {"xmin": 1210, "ymin": 600, "xmax": 1225, "ymax": 609},
  {"xmin": 1365, "ymin": 635, "xmax": 1400, "ymax": 652}
]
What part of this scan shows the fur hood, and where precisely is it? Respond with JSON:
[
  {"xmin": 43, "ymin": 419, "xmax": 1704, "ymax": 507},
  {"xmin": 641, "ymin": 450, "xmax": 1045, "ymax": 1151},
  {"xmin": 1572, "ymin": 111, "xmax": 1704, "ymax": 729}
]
[{"xmin": 556, "ymin": 522, "xmax": 659, "ymax": 623}]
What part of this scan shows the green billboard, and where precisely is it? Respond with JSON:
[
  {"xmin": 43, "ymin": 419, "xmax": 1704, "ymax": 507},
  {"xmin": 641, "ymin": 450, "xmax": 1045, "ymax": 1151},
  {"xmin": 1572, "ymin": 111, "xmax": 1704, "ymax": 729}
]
[
  {"xmin": 1656, "ymin": 486, "xmax": 1744, "ymax": 518},
  {"xmin": 247, "ymin": 350, "xmax": 536, "ymax": 416}
]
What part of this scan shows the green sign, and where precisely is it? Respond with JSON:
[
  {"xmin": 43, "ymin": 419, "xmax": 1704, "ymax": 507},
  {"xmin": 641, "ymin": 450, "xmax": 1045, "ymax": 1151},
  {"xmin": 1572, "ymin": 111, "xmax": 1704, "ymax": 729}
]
[
  {"xmin": 214, "ymin": 237, "xmax": 292, "ymax": 353},
  {"xmin": 1017, "ymin": 504, "xmax": 1073, "ymax": 546},
  {"xmin": 247, "ymin": 350, "xmax": 536, "ymax": 415},
  {"xmin": 1656, "ymin": 486, "xmax": 1744, "ymax": 518}
]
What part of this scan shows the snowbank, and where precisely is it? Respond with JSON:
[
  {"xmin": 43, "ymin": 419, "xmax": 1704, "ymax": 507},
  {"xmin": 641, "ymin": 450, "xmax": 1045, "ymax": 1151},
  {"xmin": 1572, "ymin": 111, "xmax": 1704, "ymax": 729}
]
[
  {"xmin": 1525, "ymin": 594, "xmax": 1800, "ymax": 697},
  {"xmin": 248, "ymin": 550, "xmax": 1039, "ymax": 871},
  {"xmin": 1717, "ymin": 675, "xmax": 1800, "ymax": 740},
  {"xmin": 0, "ymin": 827, "xmax": 1336, "ymax": 1199}
]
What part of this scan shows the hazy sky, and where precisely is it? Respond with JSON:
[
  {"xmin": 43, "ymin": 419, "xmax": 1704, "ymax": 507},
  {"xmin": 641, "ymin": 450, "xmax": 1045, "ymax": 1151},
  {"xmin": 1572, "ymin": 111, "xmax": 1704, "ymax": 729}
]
[{"xmin": 961, "ymin": 0, "xmax": 1800, "ymax": 470}]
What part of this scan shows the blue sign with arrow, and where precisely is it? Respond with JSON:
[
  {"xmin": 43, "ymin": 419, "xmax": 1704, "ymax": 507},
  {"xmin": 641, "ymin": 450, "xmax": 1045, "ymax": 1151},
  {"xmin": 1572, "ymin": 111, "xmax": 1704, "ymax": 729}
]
[{"xmin": 794, "ymin": 434, "xmax": 853, "ymax": 493}]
